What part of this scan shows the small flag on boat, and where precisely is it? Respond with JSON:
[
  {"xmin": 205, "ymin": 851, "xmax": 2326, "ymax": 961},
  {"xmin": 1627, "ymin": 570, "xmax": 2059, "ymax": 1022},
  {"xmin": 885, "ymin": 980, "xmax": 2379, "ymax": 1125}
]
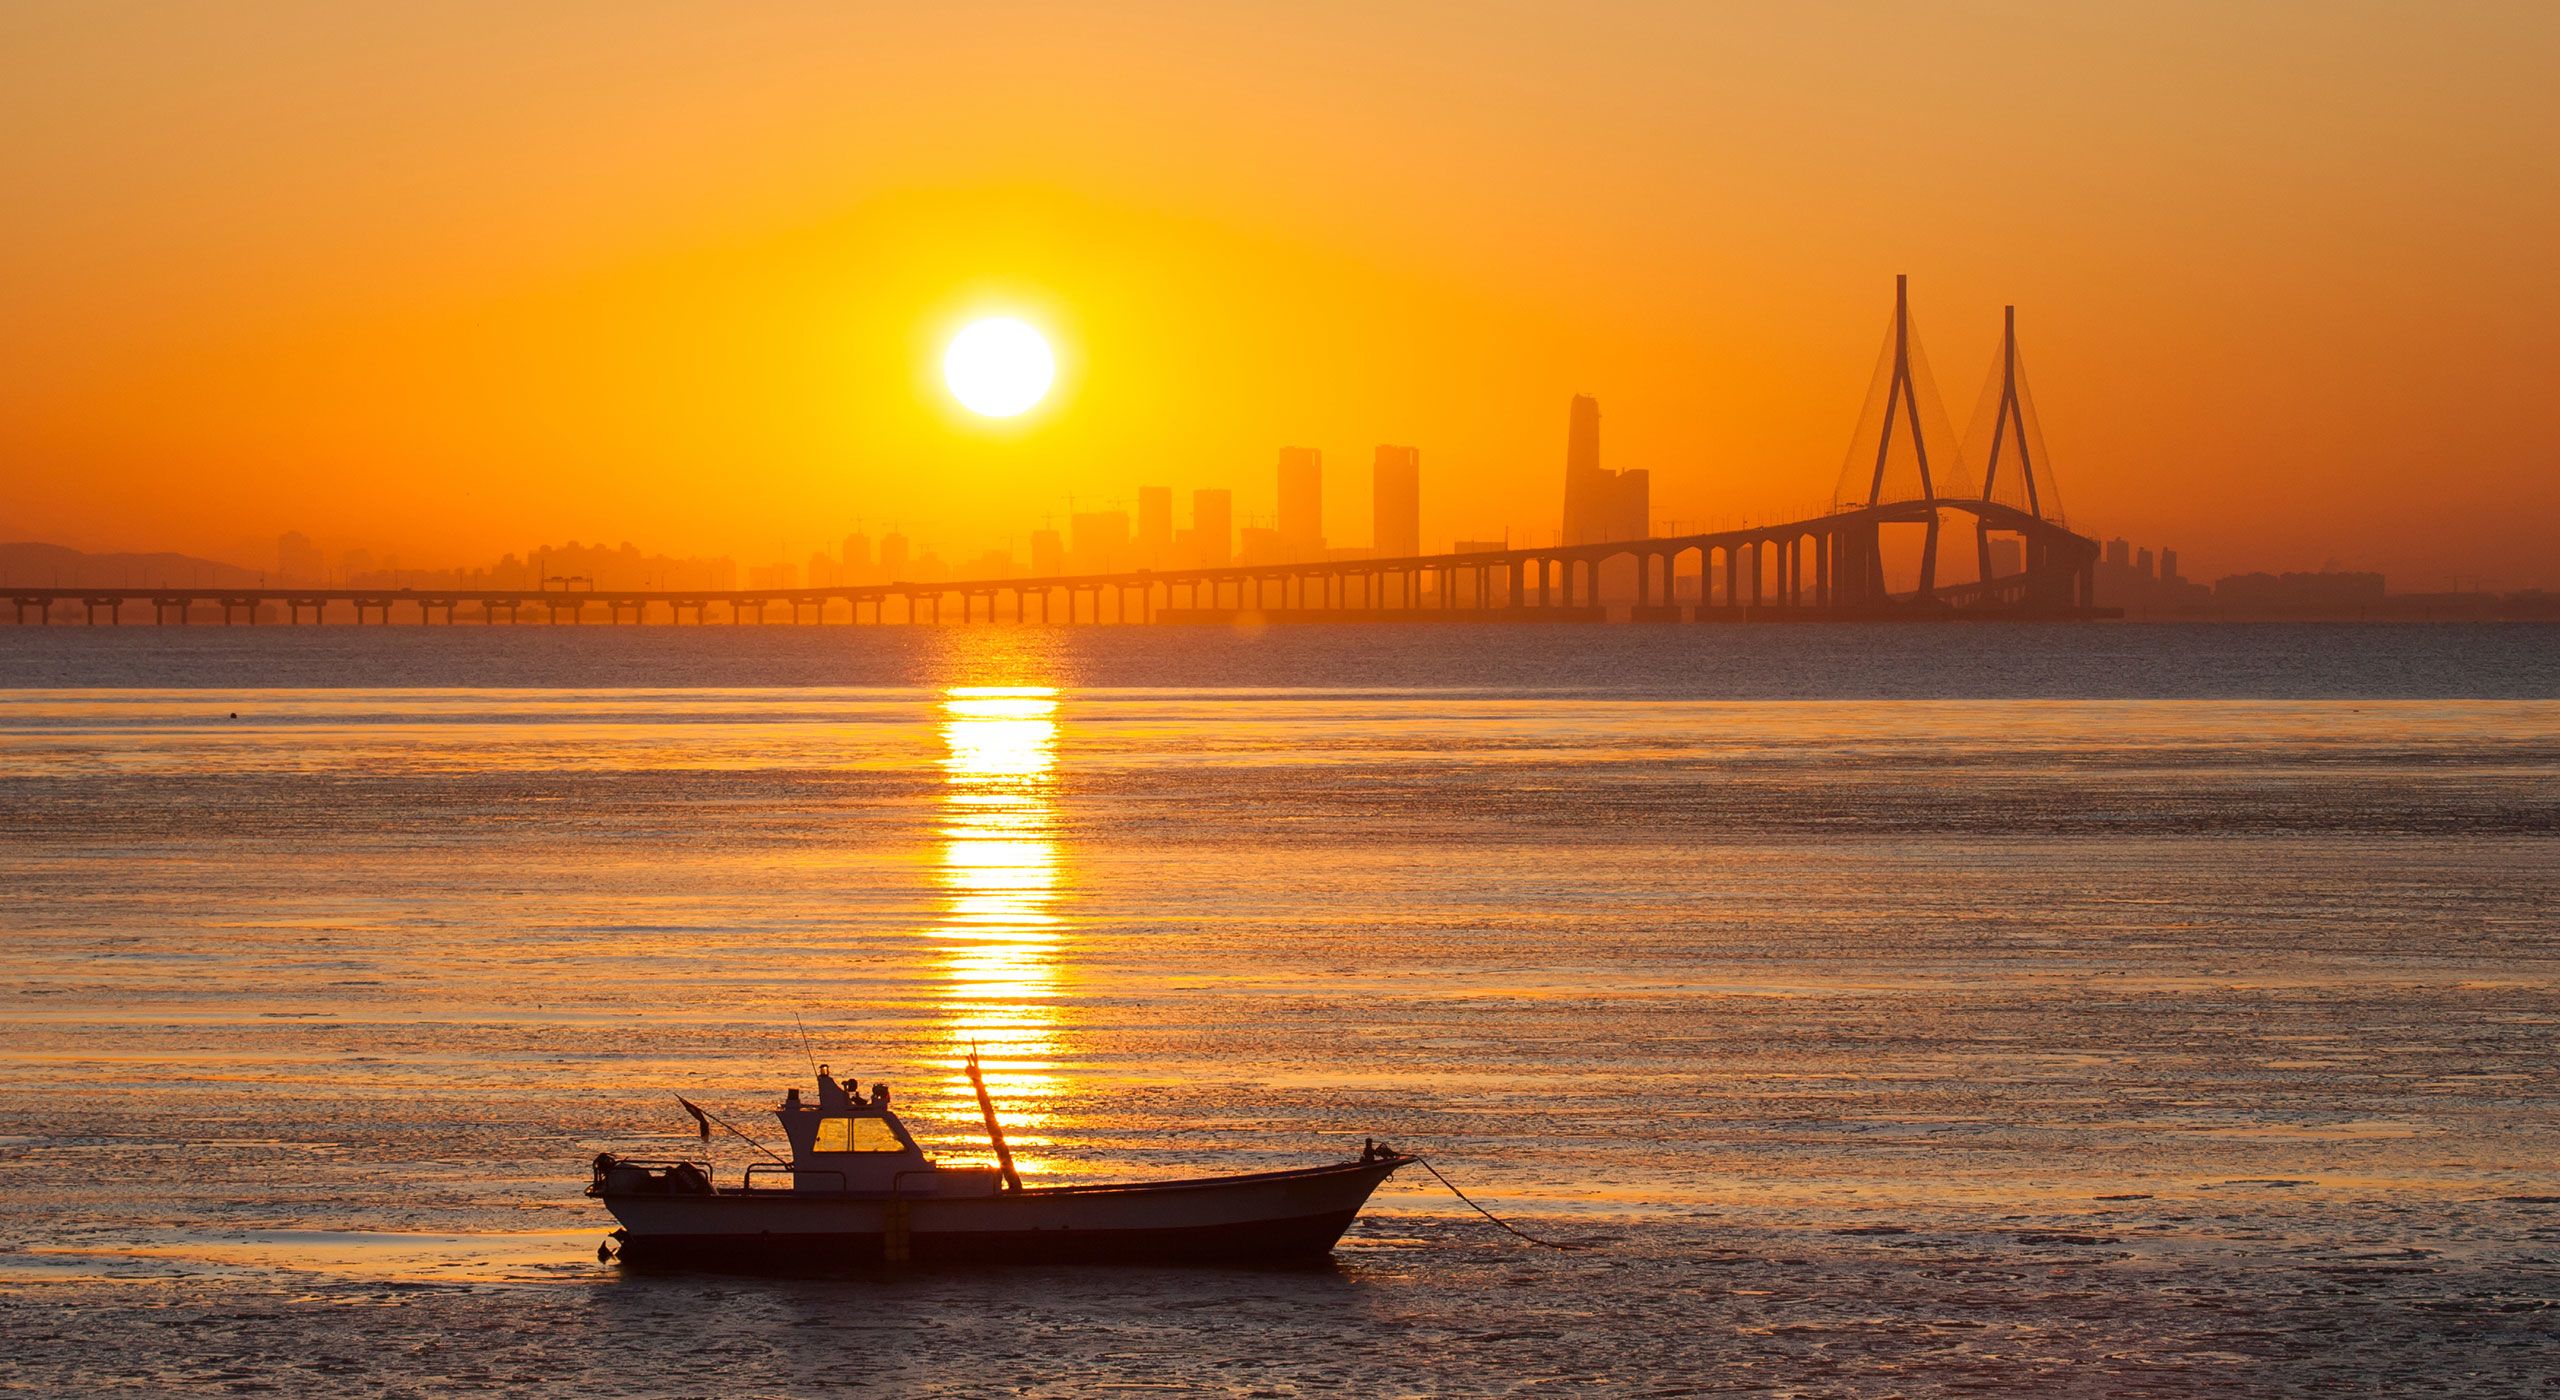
[{"xmin": 677, "ymin": 1096, "xmax": 712, "ymax": 1142}]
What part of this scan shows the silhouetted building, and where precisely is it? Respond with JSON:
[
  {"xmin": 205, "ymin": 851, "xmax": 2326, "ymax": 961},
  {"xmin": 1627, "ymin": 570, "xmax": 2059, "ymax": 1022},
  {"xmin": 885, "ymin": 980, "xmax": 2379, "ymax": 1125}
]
[
  {"xmin": 2213, "ymin": 570, "xmax": 2386, "ymax": 616},
  {"xmin": 1137, "ymin": 487, "xmax": 1173, "ymax": 565},
  {"xmin": 1030, "ymin": 529, "xmax": 1065, "ymax": 576},
  {"xmin": 1559, "ymin": 395, "xmax": 1647, "ymax": 546},
  {"xmin": 1071, "ymin": 511, "xmax": 1131, "ymax": 572},
  {"xmin": 2096, "ymin": 536, "xmax": 2210, "ymax": 614},
  {"xmin": 880, "ymin": 532, "xmax": 910, "ymax": 580},
  {"xmin": 1277, "ymin": 448, "xmax": 1324, "ymax": 562},
  {"xmin": 842, "ymin": 532, "xmax": 873, "ymax": 580},
  {"xmin": 1557, "ymin": 395, "xmax": 1649, "ymax": 602},
  {"xmin": 1191, "ymin": 488, "xmax": 1233, "ymax": 567},
  {"xmin": 748, "ymin": 561, "xmax": 798, "ymax": 590},
  {"xmin": 1237, "ymin": 525, "xmax": 1284, "ymax": 567},
  {"xmin": 1372, "ymin": 445, "xmax": 1420, "ymax": 559},
  {"xmin": 276, "ymin": 531, "xmax": 322, "ymax": 585}
]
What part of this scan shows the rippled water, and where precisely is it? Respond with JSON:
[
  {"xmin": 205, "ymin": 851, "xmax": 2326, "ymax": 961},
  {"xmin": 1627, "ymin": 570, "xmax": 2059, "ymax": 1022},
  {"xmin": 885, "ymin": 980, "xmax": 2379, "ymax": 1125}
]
[{"xmin": 2, "ymin": 625, "xmax": 2555, "ymax": 1395}]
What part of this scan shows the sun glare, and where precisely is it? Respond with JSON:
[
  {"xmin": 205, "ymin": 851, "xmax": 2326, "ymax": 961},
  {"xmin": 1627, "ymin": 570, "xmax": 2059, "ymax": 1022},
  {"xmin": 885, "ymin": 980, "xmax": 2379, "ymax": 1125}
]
[{"xmin": 943, "ymin": 317, "xmax": 1055, "ymax": 418}]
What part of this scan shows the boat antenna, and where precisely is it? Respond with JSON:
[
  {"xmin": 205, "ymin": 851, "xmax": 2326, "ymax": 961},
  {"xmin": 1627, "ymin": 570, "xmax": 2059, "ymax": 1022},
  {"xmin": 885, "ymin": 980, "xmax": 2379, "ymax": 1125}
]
[
  {"xmin": 793, "ymin": 1011, "xmax": 820, "ymax": 1080},
  {"xmin": 963, "ymin": 1042, "xmax": 1023, "ymax": 1193},
  {"xmin": 677, "ymin": 1095, "xmax": 791, "ymax": 1169}
]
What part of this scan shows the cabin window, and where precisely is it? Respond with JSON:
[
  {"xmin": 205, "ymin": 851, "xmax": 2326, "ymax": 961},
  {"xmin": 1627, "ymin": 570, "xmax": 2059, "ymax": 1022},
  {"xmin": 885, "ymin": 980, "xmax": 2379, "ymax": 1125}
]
[{"xmin": 813, "ymin": 1116, "xmax": 908, "ymax": 1153}]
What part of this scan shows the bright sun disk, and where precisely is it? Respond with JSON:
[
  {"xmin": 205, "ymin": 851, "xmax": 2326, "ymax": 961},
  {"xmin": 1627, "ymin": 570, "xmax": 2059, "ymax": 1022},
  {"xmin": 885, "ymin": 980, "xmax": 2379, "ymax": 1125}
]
[{"xmin": 943, "ymin": 317, "xmax": 1055, "ymax": 418}]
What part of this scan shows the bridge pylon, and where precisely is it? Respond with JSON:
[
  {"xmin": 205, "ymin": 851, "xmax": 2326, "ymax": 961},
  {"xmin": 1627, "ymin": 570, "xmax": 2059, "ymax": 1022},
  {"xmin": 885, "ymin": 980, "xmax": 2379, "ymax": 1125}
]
[
  {"xmin": 1961, "ymin": 305, "xmax": 2069, "ymax": 600},
  {"xmin": 1832, "ymin": 274, "xmax": 1962, "ymax": 601}
]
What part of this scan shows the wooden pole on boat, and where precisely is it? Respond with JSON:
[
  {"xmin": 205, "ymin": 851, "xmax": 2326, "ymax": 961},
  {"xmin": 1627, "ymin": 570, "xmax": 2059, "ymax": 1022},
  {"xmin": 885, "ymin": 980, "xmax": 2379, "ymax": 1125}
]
[{"xmin": 964, "ymin": 1048, "xmax": 1022, "ymax": 1193}]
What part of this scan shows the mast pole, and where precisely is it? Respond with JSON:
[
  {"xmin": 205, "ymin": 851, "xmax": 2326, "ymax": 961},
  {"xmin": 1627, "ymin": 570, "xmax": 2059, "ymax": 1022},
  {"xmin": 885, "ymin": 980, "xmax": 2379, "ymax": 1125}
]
[{"xmin": 965, "ymin": 1048, "xmax": 1023, "ymax": 1192}]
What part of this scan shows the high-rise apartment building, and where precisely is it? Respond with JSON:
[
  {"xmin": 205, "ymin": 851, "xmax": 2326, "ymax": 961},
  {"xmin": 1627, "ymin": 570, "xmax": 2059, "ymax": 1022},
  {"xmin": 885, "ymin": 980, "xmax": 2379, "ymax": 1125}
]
[
  {"xmin": 1277, "ymin": 447, "xmax": 1323, "ymax": 561},
  {"xmin": 1372, "ymin": 445, "xmax": 1420, "ymax": 559},
  {"xmin": 1191, "ymin": 488, "xmax": 1233, "ymax": 566},
  {"xmin": 879, "ymin": 531, "xmax": 911, "ymax": 579},
  {"xmin": 1071, "ymin": 510, "xmax": 1131, "ymax": 572},
  {"xmin": 1030, "ymin": 529, "xmax": 1065, "ymax": 577},
  {"xmin": 1137, "ymin": 487, "xmax": 1173, "ymax": 565}
]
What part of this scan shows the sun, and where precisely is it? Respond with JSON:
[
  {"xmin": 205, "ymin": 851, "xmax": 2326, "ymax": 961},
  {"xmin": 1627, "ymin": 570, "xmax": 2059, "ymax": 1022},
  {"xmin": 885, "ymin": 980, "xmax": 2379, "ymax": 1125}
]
[{"xmin": 943, "ymin": 317, "xmax": 1055, "ymax": 418}]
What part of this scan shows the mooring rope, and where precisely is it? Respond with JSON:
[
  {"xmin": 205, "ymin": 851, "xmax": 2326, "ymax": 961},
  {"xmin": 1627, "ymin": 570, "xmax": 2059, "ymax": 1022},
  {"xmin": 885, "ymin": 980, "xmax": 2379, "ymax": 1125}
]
[{"xmin": 1416, "ymin": 1157, "xmax": 1580, "ymax": 1251}]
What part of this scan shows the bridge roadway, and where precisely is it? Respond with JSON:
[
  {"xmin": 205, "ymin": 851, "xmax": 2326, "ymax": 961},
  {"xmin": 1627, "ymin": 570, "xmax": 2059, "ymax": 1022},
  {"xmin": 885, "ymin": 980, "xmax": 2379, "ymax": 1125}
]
[{"xmin": 5, "ymin": 500, "xmax": 2103, "ymax": 627}]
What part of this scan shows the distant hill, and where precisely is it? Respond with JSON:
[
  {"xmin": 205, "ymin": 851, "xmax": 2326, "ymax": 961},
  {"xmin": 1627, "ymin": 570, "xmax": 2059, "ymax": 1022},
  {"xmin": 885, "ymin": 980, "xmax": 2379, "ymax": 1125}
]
[{"xmin": 0, "ymin": 541, "xmax": 263, "ymax": 588}]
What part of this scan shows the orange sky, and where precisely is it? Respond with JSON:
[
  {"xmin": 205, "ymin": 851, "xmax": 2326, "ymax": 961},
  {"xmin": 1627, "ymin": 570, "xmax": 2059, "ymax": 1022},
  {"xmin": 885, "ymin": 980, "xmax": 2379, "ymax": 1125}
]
[{"xmin": 4, "ymin": 1, "xmax": 2556, "ymax": 587}]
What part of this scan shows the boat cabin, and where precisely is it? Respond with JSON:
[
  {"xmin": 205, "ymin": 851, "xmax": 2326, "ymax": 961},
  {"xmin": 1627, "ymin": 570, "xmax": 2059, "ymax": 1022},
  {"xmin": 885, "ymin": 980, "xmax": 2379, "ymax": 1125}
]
[{"xmin": 774, "ymin": 1068, "xmax": 999, "ymax": 1197}]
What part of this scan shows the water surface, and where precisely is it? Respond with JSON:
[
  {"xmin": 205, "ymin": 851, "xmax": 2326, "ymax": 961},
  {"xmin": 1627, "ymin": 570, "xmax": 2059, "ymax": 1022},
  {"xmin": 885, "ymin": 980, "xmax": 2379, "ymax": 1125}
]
[{"xmin": 3, "ymin": 625, "xmax": 2555, "ymax": 1395}]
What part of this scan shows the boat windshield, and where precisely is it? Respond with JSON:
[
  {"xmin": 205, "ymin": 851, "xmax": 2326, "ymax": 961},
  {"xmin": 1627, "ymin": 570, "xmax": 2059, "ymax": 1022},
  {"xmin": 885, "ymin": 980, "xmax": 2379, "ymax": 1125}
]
[{"xmin": 813, "ymin": 1116, "xmax": 907, "ymax": 1153}]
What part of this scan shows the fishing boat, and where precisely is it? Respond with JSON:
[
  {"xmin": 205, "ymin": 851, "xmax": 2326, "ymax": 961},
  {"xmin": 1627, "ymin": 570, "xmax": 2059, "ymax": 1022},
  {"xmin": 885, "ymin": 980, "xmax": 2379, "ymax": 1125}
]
[{"xmin": 589, "ymin": 1054, "xmax": 1412, "ymax": 1267}]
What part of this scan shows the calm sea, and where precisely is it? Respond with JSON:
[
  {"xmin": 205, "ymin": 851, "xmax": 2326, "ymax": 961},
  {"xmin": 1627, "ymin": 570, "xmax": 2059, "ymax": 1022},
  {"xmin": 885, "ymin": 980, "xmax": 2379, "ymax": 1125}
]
[{"xmin": 2, "ymin": 624, "xmax": 2555, "ymax": 1396}]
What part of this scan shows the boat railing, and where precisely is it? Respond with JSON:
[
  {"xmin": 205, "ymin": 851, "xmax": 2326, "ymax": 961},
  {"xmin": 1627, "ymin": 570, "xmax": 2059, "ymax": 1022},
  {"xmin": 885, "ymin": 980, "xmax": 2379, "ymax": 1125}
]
[
  {"xmin": 735, "ymin": 1162, "xmax": 947, "ymax": 1196},
  {"xmin": 743, "ymin": 1162, "xmax": 848, "ymax": 1193}
]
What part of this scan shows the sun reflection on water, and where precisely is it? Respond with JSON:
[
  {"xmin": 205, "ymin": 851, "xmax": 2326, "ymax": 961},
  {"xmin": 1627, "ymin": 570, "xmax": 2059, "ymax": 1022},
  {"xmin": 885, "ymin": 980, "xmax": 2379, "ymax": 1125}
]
[{"xmin": 932, "ymin": 686, "xmax": 1065, "ymax": 1168}]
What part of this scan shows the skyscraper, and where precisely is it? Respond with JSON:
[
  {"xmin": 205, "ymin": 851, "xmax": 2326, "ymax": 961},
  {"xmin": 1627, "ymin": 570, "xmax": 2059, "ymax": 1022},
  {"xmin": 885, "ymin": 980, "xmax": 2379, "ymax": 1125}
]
[
  {"xmin": 879, "ymin": 531, "xmax": 911, "ymax": 579},
  {"xmin": 1557, "ymin": 395, "xmax": 1649, "ymax": 603},
  {"xmin": 1559, "ymin": 395, "xmax": 1645, "ymax": 545},
  {"xmin": 1567, "ymin": 394, "xmax": 1601, "ymax": 475},
  {"xmin": 1372, "ymin": 445, "xmax": 1420, "ymax": 559},
  {"xmin": 1137, "ymin": 486, "xmax": 1173, "ymax": 565},
  {"xmin": 1277, "ymin": 447, "xmax": 1323, "ymax": 562},
  {"xmin": 1192, "ymin": 488, "xmax": 1233, "ymax": 566}
]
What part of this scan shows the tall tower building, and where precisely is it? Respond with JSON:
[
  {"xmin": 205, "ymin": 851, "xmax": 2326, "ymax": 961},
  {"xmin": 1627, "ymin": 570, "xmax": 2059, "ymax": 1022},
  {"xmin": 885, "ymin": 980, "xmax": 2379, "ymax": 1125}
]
[
  {"xmin": 1137, "ymin": 487, "xmax": 1173, "ymax": 565},
  {"xmin": 1372, "ymin": 445, "xmax": 1421, "ymax": 559},
  {"xmin": 1561, "ymin": 395, "xmax": 1602, "ymax": 545},
  {"xmin": 1192, "ymin": 488, "xmax": 1233, "ymax": 567},
  {"xmin": 1567, "ymin": 395, "xmax": 1601, "ymax": 475},
  {"xmin": 1277, "ymin": 447, "xmax": 1323, "ymax": 562},
  {"xmin": 879, "ymin": 531, "xmax": 911, "ymax": 579},
  {"xmin": 1558, "ymin": 395, "xmax": 1649, "ymax": 601}
]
